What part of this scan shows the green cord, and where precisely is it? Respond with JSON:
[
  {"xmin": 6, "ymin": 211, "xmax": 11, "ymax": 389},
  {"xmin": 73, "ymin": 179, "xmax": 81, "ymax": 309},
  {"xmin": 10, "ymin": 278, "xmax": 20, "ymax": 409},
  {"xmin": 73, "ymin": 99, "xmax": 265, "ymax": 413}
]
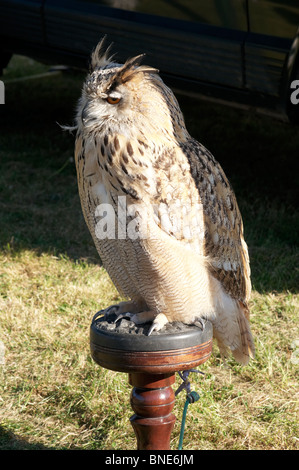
[
  {"xmin": 178, "ymin": 391, "xmax": 200, "ymax": 450},
  {"xmin": 178, "ymin": 398, "xmax": 190, "ymax": 450}
]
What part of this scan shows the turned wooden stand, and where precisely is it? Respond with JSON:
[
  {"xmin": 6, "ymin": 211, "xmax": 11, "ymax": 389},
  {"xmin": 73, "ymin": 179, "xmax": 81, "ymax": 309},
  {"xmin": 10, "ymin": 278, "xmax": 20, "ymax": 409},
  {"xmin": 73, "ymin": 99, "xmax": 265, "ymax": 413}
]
[{"xmin": 90, "ymin": 315, "xmax": 213, "ymax": 450}]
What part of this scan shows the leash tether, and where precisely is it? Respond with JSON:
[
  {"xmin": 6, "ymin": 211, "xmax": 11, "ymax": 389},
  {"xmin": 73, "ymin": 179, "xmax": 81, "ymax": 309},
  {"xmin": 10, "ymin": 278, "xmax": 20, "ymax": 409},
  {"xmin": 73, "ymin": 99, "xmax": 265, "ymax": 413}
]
[{"xmin": 175, "ymin": 369, "xmax": 203, "ymax": 450}]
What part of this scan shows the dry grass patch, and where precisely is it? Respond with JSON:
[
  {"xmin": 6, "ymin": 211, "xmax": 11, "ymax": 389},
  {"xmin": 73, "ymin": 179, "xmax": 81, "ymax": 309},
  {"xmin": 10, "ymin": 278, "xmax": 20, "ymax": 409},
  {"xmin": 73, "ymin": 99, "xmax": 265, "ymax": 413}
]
[{"xmin": 1, "ymin": 250, "xmax": 298, "ymax": 450}]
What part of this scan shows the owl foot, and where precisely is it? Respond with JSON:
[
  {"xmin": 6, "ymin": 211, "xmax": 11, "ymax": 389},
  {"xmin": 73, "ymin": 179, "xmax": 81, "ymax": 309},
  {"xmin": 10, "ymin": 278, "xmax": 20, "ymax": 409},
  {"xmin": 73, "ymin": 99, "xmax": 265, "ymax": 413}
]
[
  {"xmin": 194, "ymin": 317, "xmax": 206, "ymax": 331},
  {"xmin": 93, "ymin": 300, "xmax": 143, "ymax": 322},
  {"xmin": 114, "ymin": 310, "xmax": 169, "ymax": 335},
  {"xmin": 104, "ymin": 304, "xmax": 122, "ymax": 320},
  {"xmin": 114, "ymin": 311, "xmax": 139, "ymax": 324},
  {"xmin": 114, "ymin": 310, "xmax": 155, "ymax": 325}
]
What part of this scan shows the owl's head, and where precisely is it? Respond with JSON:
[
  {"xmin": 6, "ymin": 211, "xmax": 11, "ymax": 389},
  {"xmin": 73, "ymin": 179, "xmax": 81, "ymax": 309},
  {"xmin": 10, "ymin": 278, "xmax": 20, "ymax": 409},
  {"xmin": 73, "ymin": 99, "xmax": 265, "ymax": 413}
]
[{"xmin": 76, "ymin": 38, "xmax": 187, "ymax": 140}]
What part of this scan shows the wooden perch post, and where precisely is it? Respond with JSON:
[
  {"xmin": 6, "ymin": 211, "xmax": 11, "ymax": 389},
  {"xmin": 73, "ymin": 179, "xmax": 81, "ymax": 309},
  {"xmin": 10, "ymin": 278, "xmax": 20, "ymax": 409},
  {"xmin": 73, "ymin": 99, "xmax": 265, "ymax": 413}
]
[{"xmin": 90, "ymin": 316, "xmax": 213, "ymax": 450}]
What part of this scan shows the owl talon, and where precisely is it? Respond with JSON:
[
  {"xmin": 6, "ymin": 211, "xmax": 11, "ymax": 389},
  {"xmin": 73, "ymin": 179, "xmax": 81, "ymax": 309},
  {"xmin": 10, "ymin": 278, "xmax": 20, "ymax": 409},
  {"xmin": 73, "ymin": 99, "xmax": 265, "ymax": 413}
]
[
  {"xmin": 92, "ymin": 309, "xmax": 106, "ymax": 323},
  {"xmin": 114, "ymin": 312, "xmax": 135, "ymax": 323},
  {"xmin": 147, "ymin": 313, "xmax": 169, "ymax": 335},
  {"xmin": 147, "ymin": 321, "xmax": 161, "ymax": 336},
  {"xmin": 194, "ymin": 318, "xmax": 206, "ymax": 331},
  {"xmin": 104, "ymin": 304, "xmax": 121, "ymax": 320}
]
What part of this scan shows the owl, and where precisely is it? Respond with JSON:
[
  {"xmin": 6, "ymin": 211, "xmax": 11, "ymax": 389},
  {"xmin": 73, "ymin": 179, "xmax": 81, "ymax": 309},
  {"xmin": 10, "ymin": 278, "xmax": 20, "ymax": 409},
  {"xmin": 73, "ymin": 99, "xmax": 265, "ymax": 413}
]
[{"xmin": 72, "ymin": 38, "xmax": 255, "ymax": 364}]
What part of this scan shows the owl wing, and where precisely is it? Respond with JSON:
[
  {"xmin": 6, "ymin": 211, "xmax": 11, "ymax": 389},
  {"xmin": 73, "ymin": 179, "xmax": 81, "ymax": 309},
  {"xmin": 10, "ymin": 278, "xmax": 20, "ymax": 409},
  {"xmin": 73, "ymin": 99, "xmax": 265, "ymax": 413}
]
[{"xmin": 179, "ymin": 138, "xmax": 251, "ymax": 309}]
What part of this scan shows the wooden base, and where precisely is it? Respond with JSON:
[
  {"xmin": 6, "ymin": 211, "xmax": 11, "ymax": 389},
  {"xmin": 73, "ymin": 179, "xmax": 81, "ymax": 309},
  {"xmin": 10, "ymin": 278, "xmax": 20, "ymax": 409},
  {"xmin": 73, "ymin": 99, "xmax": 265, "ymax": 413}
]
[
  {"xmin": 90, "ymin": 317, "xmax": 213, "ymax": 450},
  {"xmin": 129, "ymin": 373, "xmax": 176, "ymax": 450}
]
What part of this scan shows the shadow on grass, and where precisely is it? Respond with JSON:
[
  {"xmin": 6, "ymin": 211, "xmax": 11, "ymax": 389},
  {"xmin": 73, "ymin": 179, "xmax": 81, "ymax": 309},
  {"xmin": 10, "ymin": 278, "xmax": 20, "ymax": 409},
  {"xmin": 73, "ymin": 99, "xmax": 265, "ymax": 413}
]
[
  {"xmin": 0, "ymin": 426, "xmax": 51, "ymax": 450},
  {"xmin": 0, "ymin": 58, "xmax": 298, "ymax": 293},
  {"xmin": 0, "ymin": 425, "xmax": 110, "ymax": 450}
]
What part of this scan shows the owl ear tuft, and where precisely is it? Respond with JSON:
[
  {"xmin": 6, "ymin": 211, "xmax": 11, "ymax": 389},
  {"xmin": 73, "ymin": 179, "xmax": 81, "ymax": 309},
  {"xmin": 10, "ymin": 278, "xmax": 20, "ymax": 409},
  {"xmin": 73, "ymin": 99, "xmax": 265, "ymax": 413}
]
[
  {"xmin": 114, "ymin": 54, "xmax": 159, "ymax": 84},
  {"xmin": 90, "ymin": 36, "xmax": 115, "ymax": 71}
]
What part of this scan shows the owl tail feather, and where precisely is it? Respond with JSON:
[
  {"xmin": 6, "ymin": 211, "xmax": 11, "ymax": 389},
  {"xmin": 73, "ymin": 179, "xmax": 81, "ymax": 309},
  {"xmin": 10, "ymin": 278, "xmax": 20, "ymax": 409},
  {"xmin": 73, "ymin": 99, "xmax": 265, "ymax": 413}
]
[
  {"xmin": 233, "ymin": 309, "xmax": 255, "ymax": 365},
  {"xmin": 213, "ymin": 300, "xmax": 255, "ymax": 365}
]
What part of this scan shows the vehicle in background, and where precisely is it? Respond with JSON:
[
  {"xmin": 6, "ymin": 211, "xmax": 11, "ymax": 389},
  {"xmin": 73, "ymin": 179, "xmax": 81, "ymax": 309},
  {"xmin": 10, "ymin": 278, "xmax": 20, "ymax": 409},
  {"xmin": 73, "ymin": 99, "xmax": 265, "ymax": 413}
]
[{"xmin": 0, "ymin": 0, "xmax": 298, "ymax": 122}]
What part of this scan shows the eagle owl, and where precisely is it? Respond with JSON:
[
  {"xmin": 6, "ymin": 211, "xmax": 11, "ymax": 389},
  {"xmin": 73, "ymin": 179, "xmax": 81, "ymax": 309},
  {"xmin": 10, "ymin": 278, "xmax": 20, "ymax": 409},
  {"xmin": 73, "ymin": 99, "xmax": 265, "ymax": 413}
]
[{"xmin": 72, "ymin": 39, "xmax": 254, "ymax": 364}]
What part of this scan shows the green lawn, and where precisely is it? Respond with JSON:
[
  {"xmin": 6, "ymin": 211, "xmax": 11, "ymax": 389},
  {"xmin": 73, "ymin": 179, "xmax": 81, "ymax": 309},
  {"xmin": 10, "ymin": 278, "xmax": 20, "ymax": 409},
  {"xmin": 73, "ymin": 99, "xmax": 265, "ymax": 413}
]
[{"xmin": 0, "ymin": 55, "xmax": 298, "ymax": 450}]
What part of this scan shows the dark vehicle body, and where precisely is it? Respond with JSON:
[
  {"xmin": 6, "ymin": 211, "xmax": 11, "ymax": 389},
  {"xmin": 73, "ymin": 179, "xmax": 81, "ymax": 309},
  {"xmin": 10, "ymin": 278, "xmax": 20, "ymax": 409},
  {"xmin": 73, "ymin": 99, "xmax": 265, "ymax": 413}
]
[{"xmin": 0, "ymin": 1, "xmax": 299, "ymax": 121}]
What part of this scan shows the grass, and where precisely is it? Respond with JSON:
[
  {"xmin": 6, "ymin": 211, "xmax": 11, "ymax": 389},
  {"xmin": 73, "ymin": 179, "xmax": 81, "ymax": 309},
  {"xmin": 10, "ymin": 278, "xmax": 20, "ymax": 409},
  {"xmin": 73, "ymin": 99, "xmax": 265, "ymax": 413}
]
[{"xmin": 0, "ymin": 55, "xmax": 298, "ymax": 450}]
